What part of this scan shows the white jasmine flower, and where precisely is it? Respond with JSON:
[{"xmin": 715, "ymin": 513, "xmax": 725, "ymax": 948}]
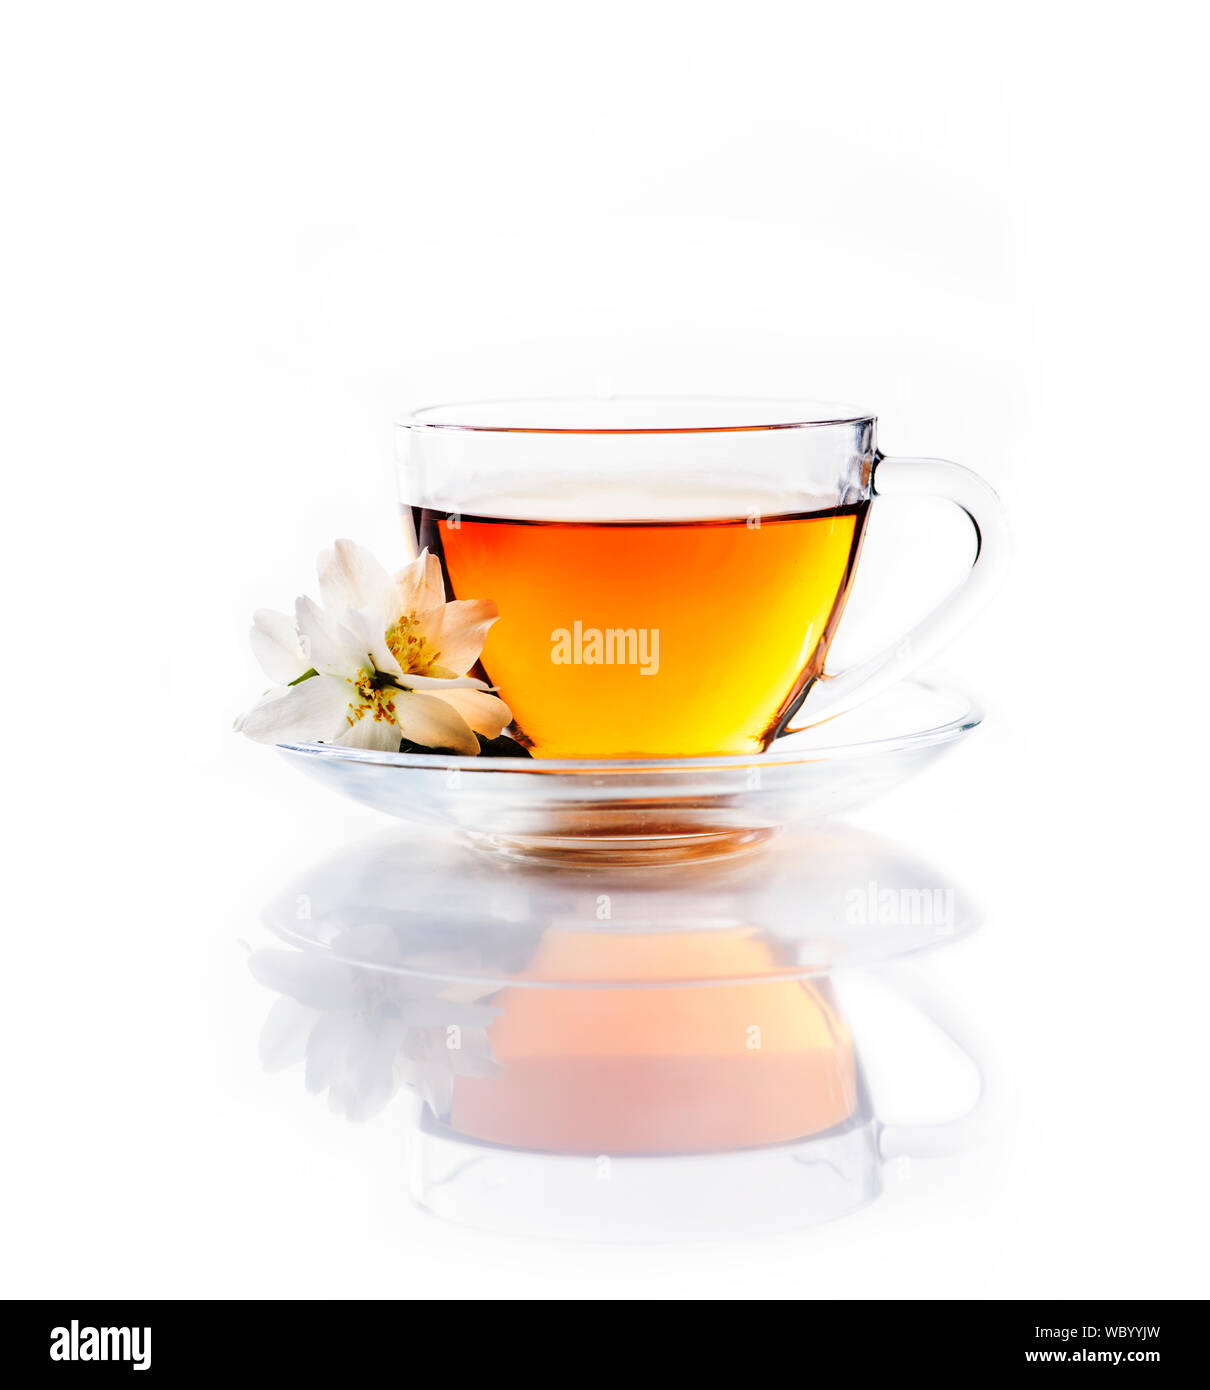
[
  {"xmin": 236, "ymin": 540, "xmax": 511, "ymax": 755},
  {"xmin": 250, "ymin": 933, "xmax": 501, "ymax": 1122}
]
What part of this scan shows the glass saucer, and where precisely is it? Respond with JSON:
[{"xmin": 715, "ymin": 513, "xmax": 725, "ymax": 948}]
[{"xmin": 276, "ymin": 676, "xmax": 981, "ymax": 865}]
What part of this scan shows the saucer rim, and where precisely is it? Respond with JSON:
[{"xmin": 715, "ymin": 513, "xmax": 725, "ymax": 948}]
[{"xmin": 275, "ymin": 677, "xmax": 983, "ymax": 775}]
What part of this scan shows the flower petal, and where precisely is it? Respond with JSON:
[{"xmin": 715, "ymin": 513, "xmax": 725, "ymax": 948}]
[
  {"xmin": 395, "ymin": 672, "xmax": 490, "ymax": 691},
  {"xmin": 304, "ymin": 1012, "xmax": 355, "ymax": 1096},
  {"xmin": 428, "ymin": 687, "xmax": 512, "ymax": 739},
  {"xmin": 258, "ymin": 996, "xmax": 320, "ymax": 1072},
  {"xmin": 336, "ymin": 706, "xmax": 405, "ymax": 751},
  {"xmin": 431, "ymin": 599, "xmax": 499, "ymax": 676},
  {"xmin": 248, "ymin": 950, "xmax": 361, "ymax": 1010},
  {"xmin": 250, "ymin": 608, "xmax": 310, "ymax": 684},
  {"xmin": 393, "ymin": 690, "xmax": 480, "ymax": 755},
  {"xmin": 394, "ymin": 549, "xmax": 447, "ymax": 620},
  {"xmin": 295, "ymin": 595, "xmax": 364, "ymax": 676},
  {"xmin": 238, "ymin": 674, "xmax": 351, "ymax": 744},
  {"xmin": 337, "ymin": 605, "xmax": 404, "ymax": 678},
  {"xmin": 317, "ymin": 538, "xmax": 397, "ymax": 617}
]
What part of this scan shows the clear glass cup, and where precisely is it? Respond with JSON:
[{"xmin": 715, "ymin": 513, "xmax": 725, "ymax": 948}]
[{"xmin": 395, "ymin": 397, "xmax": 1005, "ymax": 759}]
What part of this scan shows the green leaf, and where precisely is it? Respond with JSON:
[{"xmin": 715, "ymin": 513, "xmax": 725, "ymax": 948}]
[{"xmin": 287, "ymin": 667, "xmax": 318, "ymax": 686}]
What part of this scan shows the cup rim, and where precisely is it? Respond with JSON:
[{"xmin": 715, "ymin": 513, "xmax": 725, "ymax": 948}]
[{"xmin": 400, "ymin": 395, "xmax": 876, "ymax": 435}]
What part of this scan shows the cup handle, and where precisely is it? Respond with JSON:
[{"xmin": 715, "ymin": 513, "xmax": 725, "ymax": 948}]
[
  {"xmin": 872, "ymin": 964, "xmax": 995, "ymax": 1162},
  {"xmin": 784, "ymin": 454, "xmax": 1008, "ymax": 731}
]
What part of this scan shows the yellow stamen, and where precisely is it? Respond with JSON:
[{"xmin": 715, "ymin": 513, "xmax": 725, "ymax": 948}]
[
  {"xmin": 346, "ymin": 671, "xmax": 399, "ymax": 726},
  {"xmin": 385, "ymin": 615, "xmax": 442, "ymax": 675}
]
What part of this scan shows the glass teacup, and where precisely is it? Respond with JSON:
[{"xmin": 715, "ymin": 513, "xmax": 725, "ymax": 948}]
[{"xmin": 396, "ymin": 397, "xmax": 1004, "ymax": 759}]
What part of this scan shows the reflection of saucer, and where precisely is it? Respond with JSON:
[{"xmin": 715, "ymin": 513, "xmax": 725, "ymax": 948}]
[
  {"xmin": 262, "ymin": 822, "xmax": 980, "ymax": 983},
  {"xmin": 250, "ymin": 828, "xmax": 986, "ymax": 1238},
  {"xmin": 275, "ymin": 677, "xmax": 980, "ymax": 864}
]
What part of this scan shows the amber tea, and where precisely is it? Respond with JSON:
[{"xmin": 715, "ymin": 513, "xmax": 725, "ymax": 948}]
[{"xmin": 410, "ymin": 499, "xmax": 869, "ymax": 759}]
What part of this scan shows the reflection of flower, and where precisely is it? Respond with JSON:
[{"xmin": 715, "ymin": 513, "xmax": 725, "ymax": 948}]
[
  {"xmin": 236, "ymin": 540, "xmax": 510, "ymax": 754},
  {"xmin": 250, "ymin": 927, "xmax": 501, "ymax": 1122}
]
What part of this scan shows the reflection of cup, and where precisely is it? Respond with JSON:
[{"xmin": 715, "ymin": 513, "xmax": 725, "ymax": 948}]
[
  {"xmin": 411, "ymin": 966, "xmax": 988, "ymax": 1241},
  {"xmin": 448, "ymin": 929, "xmax": 859, "ymax": 1154},
  {"xmin": 396, "ymin": 397, "xmax": 1004, "ymax": 758}
]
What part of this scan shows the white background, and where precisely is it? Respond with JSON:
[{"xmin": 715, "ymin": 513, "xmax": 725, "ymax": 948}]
[{"xmin": 3, "ymin": 0, "xmax": 1207, "ymax": 1298}]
